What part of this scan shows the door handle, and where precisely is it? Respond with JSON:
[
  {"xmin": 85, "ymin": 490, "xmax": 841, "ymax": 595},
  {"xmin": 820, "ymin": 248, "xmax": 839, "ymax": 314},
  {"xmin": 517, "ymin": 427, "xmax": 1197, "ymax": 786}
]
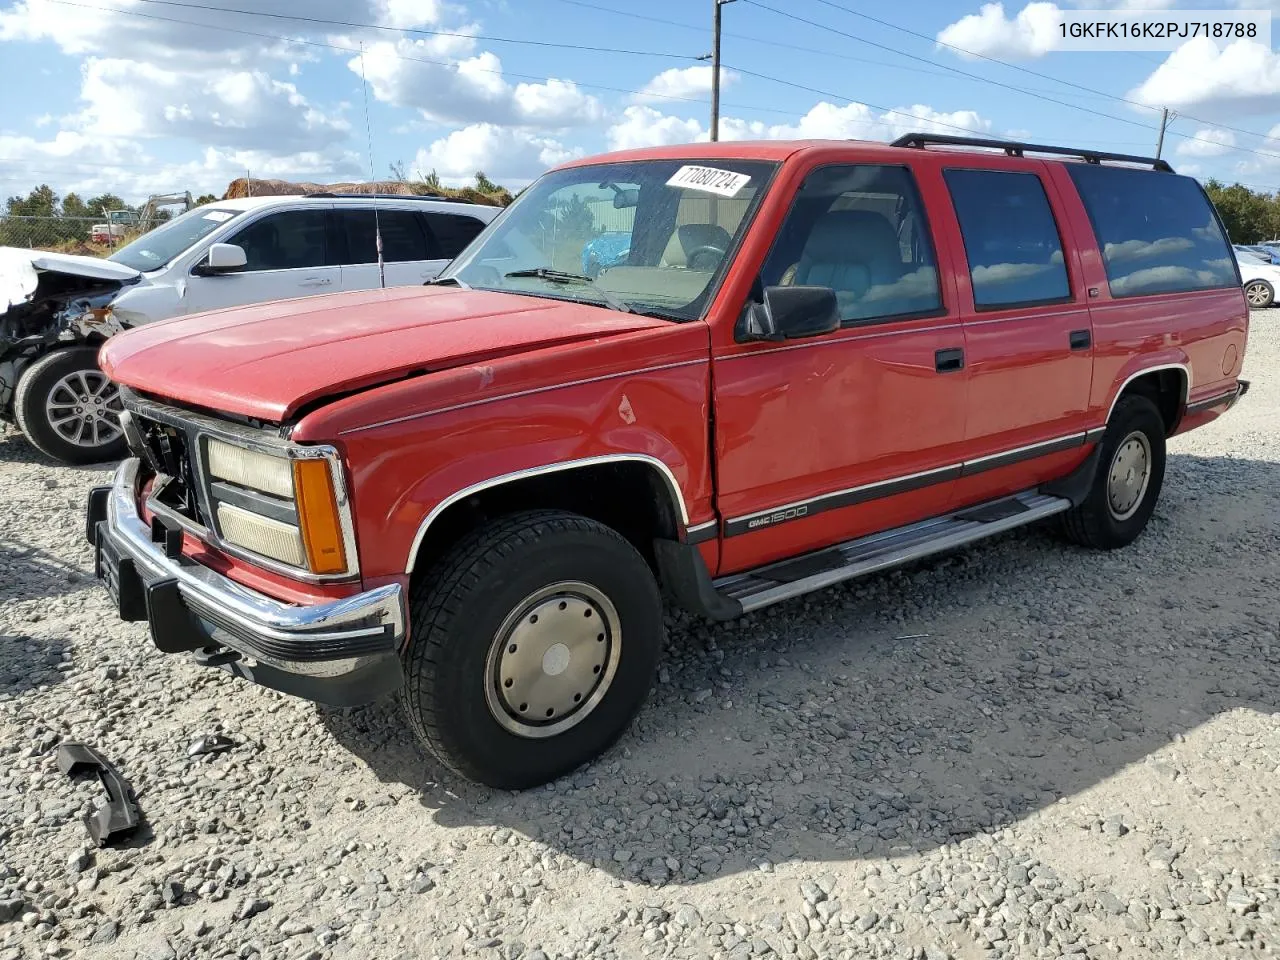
[
  {"xmin": 300, "ymin": 277, "xmax": 332, "ymax": 287},
  {"xmin": 935, "ymin": 347, "xmax": 964, "ymax": 373},
  {"xmin": 1069, "ymin": 329, "xmax": 1091, "ymax": 350}
]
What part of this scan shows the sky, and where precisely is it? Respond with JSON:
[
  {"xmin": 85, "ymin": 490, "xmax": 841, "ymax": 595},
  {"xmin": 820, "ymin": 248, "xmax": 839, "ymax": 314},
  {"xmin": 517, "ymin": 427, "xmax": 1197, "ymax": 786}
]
[{"xmin": 2, "ymin": 0, "xmax": 1280, "ymax": 203}]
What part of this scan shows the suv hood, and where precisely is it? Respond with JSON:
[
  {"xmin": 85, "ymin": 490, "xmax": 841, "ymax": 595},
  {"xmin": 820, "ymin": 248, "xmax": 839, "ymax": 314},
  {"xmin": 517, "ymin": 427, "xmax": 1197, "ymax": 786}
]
[
  {"xmin": 100, "ymin": 285, "xmax": 672, "ymax": 422},
  {"xmin": 2, "ymin": 246, "xmax": 141, "ymax": 312}
]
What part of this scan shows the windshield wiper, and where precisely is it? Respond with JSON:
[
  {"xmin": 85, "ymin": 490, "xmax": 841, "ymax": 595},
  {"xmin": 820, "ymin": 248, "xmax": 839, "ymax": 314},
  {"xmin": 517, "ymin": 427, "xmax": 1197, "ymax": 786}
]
[
  {"xmin": 425, "ymin": 275, "xmax": 469, "ymax": 289},
  {"xmin": 503, "ymin": 267, "xmax": 632, "ymax": 314}
]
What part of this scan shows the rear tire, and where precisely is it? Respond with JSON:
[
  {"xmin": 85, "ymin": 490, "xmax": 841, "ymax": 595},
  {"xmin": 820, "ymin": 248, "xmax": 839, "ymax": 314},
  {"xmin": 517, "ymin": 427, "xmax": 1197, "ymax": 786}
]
[
  {"xmin": 13, "ymin": 347, "xmax": 126, "ymax": 466},
  {"xmin": 401, "ymin": 510, "xmax": 664, "ymax": 789},
  {"xmin": 1245, "ymin": 280, "xmax": 1274, "ymax": 308},
  {"xmin": 1059, "ymin": 394, "xmax": 1166, "ymax": 550}
]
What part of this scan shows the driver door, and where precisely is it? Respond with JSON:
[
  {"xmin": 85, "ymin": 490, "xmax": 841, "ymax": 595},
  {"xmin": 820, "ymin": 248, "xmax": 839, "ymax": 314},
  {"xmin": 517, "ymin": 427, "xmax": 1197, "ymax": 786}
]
[
  {"xmin": 711, "ymin": 161, "xmax": 970, "ymax": 574},
  {"xmin": 184, "ymin": 207, "xmax": 338, "ymax": 313}
]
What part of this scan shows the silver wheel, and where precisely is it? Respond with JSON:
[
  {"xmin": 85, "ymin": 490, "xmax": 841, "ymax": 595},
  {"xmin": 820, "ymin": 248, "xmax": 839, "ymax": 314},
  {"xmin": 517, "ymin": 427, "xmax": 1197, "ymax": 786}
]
[
  {"xmin": 44, "ymin": 369, "xmax": 122, "ymax": 449},
  {"xmin": 483, "ymin": 581, "xmax": 621, "ymax": 739},
  {"xmin": 1246, "ymin": 281, "xmax": 1272, "ymax": 307},
  {"xmin": 1106, "ymin": 430, "xmax": 1152, "ymax": 522}
]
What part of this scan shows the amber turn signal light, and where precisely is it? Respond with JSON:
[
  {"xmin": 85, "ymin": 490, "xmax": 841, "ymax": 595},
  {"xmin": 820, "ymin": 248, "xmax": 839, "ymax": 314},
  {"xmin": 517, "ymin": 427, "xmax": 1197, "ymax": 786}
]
[{"xmin": 292, "ymin": 459, "xmax": 348, "ymax": 575}]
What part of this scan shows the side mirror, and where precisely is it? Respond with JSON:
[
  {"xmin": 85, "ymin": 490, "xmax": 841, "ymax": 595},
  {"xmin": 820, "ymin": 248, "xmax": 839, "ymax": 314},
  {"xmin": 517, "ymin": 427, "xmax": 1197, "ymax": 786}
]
[
  {"xmin": 196, "ymin": 243, "xmax": 247, "ymax": 275},
  {"xmin": 739, "ymin": 285, "xmax": 841, "ymax": 342},
  {"xmin": 612, "ymin": 188, "xmax": 639, "ymax": 209}
]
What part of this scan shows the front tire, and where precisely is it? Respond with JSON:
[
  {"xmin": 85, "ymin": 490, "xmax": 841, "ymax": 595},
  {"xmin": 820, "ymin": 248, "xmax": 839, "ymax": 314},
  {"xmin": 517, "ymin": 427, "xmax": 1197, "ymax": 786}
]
[
  {"xmin": 13, "ymin": 347, "xmax": 126, "ymax": 465},
  {"xmin": 1245, "ymin": 280, "xmax": 1274, "ymax": 308},
  {"xmin": 1060, "ymin": 394, "xmax": 1166, "ymax": 549},
  {"xmin": 401, "ymin": 510, "xmax": 664, "ymax": 789}
]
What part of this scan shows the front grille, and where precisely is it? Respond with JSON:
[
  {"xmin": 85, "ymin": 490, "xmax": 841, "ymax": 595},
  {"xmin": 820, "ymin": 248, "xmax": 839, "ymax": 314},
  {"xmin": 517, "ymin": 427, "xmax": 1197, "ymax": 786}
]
[{"xmin": 133, "ymin": 414, "xmax": 206, "ymax": 528}]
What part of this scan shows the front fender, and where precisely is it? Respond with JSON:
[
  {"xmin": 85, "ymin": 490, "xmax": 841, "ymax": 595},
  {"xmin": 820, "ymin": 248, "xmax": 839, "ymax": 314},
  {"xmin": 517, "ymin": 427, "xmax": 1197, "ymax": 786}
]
[{"xmin": 295, "ymin": 334, "xmax": 715, "ymax": 583}]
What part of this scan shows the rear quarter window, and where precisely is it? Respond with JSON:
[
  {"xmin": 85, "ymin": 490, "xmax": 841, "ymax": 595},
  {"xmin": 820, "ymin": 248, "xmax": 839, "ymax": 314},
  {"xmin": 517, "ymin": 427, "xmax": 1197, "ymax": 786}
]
[{"xmin": 1066, "ymin": 165, "xmax": 1237, "ymax": 298}]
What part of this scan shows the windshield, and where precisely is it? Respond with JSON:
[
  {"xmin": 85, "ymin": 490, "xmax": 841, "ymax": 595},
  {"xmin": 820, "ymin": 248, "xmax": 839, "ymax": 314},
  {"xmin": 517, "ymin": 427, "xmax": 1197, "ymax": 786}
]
[
  {"xmin": 108, "ymin": 206, "xmax": 243, "ymax": 272},
  {"xmin": 441, "ymin": 159, "xmax": 778, "ymax": 319}
]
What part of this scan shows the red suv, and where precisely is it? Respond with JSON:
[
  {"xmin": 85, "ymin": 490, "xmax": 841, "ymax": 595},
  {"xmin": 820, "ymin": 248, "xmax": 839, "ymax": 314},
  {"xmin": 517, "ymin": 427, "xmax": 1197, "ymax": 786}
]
[{"xmin": 87, "ymin": 134, "xmax": 1250, "ymax": 789}]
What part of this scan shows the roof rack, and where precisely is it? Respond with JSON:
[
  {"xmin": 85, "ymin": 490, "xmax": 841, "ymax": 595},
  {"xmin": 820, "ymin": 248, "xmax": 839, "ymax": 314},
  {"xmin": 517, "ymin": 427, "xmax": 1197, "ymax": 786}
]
[
  {"xmin": 302, "ymin": 191, "xmax": 476, "ymax": 204},
  {"xmin": 890, "ymin": 133, "xmax": 1174, "ymax": 173}
]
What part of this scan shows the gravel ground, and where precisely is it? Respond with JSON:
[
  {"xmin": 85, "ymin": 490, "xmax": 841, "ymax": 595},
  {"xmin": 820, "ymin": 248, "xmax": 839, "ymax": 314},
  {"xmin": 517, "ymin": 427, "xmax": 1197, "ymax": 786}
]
[{"xmin": 2, "ymin": 318, "xmax": 1277, "ymax": 960}]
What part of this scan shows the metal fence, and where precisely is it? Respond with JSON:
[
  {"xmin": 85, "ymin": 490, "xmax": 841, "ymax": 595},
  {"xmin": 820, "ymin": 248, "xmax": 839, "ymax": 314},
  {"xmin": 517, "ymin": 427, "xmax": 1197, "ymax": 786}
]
[{"xmin": 0, "ymin": 215, "xmax": 165, "ymax": 254}]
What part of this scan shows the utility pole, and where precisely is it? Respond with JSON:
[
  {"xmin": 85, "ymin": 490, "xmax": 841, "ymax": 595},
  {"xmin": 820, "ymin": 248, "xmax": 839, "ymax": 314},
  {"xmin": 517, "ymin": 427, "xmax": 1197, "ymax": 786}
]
[
  {"xmin": 708, "ymin": 0, "xmax": 737, "ymax": 142},
  {"xmin": 1155, "ymin": 107, "xmax": 1170, "ymax": 159}
]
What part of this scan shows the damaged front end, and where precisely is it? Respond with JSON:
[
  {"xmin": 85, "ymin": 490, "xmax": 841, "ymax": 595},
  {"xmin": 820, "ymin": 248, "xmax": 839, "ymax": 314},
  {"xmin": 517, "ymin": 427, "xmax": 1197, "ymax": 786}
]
[{"xmin": 0, "ymin": 248, "xmax": 140, "ymax": 422}]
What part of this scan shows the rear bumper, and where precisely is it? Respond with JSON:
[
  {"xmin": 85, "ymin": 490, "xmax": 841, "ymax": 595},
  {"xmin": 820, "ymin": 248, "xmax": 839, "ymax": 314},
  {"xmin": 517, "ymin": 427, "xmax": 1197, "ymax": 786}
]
[{"xmin": 88, "ymin": 459, "xmax": 405, "ymax": 707}]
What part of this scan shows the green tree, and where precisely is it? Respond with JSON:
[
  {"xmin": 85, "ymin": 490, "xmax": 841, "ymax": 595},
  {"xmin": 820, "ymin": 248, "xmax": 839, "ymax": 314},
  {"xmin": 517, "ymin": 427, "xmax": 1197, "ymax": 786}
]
[
  {"xmin": 1203, "ymin": 179, "xmax": 1280, "ymax": 244},
  {"xmin": 61, "ymin": 192, "xmax": 91, "ymax": 219},
  {"xmin": 86, "ymin": 193, "xmax": 128, "ymax": 216},
  {"xmin": 474, "ymin": 170, "xmax": 499, "ymax": 194},
  {"xmin": 194, "ymin": 193, "xmax": 219, "ymax": 206}
]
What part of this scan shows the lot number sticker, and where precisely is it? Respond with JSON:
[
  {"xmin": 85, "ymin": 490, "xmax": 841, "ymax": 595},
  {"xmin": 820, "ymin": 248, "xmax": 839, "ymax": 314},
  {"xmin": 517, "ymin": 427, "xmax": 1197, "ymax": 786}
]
[{"xmin": 666, "ymin": 165, "xmax": 752, "ymax": 198}]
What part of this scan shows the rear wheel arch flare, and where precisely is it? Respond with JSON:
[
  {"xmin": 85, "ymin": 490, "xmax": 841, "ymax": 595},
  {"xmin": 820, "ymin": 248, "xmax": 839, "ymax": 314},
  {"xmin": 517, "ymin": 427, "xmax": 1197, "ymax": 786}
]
[
  {"xmin": 1107, "ymin": 364, "xmax": 1189, "ymax": 437},
  {"xmin": 405, "ymin": 455, "xmax": 689, "ymax": 577}
]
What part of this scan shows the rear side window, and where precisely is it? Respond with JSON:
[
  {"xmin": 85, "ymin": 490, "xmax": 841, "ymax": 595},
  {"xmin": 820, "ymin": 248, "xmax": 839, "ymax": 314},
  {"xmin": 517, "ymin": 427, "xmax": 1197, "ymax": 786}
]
[
  {"xmin": 1066, "ymin": 165, "xmax": 1236, "ymax": 298},
  {"xmin": 944, "ymin": 169, "xmax": 1071, "ymax": 309},
  {"xmin": 425, "ymin": 212, "xmax": 488, "ymax": 259},
  {"xmin": 338, "ymin": 209, "xmax": 433, "ymax": 263}
]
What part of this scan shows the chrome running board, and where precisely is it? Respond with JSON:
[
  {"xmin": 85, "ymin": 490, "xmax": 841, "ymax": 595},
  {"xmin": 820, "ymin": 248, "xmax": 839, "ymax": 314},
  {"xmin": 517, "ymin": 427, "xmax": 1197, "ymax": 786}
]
[{"xmin": 713, "ymin": 490, "xmax": 1072, "ymax": 614}]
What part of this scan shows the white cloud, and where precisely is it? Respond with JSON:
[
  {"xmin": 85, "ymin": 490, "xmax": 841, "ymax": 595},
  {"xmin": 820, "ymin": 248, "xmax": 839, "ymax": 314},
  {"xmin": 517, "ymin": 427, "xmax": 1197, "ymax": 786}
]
[
  {"xmin": 936, "ymin": 2, "xmax": 1064, "ymax": 59},
  {"xmin": 635, "ymin": 66, "xmax": 737, "ymax": 105},
  {"xmin": 1176, "ymin": 128, "xmax": 1237, "ymax": 157},
  {"xmin": 73, "ymin": 59, "xmax": 349, "ymax": 152},
  {"xmin": 411, "ymin": 123, "xmax": 581, "ymax": 185},
  {"xmin": 607, "ymin": 102, "xmax": 991, "ymax": 150},
  {"xmin": 607, "ymin": 106, "xmax": 704, "ymax": 151},
  {"xmin": 1129, "ymin": 38, "xmax": 1280, "ymax": 115},
  {"xmin": 352, "ymin": 40, "xmax": 603, "ymax": 127}
]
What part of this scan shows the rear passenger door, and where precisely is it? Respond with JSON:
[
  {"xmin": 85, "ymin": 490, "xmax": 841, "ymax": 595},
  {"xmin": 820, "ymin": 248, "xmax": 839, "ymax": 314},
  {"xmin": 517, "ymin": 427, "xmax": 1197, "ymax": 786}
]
[
  {"xmin": 335, "ymin": 206, "xmax": 438, "ymax": 291},
  {"xmin": 933, "ymin": 160, "xmax": 1096, "ymax": 505}
]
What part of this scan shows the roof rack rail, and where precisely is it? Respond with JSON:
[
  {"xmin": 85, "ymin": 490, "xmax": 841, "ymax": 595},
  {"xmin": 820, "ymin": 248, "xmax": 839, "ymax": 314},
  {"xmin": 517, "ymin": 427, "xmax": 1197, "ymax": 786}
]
[
  {"xmin": 302, "ymin": 191, "xmax": 476, "ymax": 204},
  {"xmin": 890, "ymin": 133, "xmax": 1173, "ymax": 173}
]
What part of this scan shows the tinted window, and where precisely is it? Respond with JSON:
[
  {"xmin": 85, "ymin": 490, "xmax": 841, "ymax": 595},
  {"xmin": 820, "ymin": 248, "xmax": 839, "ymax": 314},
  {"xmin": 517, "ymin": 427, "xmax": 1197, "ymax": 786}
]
[
  {"xmin": 945, "ymin": 169, "xmax": 1071, "ymax": 308},
  {"xmin": 760, "ymin": 164, "xmax": 943, "ymax": 324},
  {"xmin": 338, "ymin": 209, "xmax": 432, "ymax": 263},
  {"xmin": 1067, "ymin": 165, "xmax": 1236, "ymax": 298},
  {"xmin": 230, "ymin": 210, "xmax": 328, "ymax": 271},
  {"xmin": 425, "ymin": 212, "xmax": 487, "ymax": 259}
]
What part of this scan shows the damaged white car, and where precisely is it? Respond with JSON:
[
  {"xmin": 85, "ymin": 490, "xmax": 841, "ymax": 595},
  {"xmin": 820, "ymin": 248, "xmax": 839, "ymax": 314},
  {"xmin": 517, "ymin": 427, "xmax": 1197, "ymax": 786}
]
[{"xmin": 0, "ymin": 194, "xmax": 499, "ymax": 464}]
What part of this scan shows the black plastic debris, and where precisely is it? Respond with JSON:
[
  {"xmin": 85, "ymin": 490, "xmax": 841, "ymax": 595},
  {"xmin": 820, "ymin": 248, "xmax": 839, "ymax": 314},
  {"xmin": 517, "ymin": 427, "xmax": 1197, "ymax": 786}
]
[
  {"xmin": 55, "ymin": 742, "xmax": 141, "ymax": 847},
  {"xmin": 186, "ymin": 734, "xmax": 235, "ymax": 758}
]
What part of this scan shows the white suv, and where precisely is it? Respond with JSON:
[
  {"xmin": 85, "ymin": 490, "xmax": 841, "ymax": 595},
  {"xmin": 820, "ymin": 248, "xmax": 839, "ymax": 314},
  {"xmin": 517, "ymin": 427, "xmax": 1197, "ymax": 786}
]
[{"xmin": 1, "ymin": 194, "xmax": 501, "ymax": 464}]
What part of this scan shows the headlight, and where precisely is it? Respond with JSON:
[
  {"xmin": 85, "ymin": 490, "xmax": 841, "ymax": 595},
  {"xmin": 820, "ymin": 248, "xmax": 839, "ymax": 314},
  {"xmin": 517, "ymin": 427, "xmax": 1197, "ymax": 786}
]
[
  {"xmin": 203, "ymin": 438, "xmax": 351, "ymax": 576},
  {"xmin": 207, "ymin": 439, "xmax": 293, "ymax": 497}
]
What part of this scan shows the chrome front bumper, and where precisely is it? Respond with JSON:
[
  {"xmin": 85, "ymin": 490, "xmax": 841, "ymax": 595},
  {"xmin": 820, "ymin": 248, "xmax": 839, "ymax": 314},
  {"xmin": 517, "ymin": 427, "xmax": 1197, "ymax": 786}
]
[{"xmin": 88, "ymin": 459, "xmax": 406, "ymax": 706}]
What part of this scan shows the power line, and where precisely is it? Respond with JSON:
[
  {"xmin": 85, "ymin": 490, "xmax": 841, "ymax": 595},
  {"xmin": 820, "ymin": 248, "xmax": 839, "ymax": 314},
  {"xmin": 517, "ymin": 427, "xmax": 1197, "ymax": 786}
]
[
  {"xmin": 122, "ymin": 0, "xmax": 695, "ymax": 60},
  {"xmin": 45, "ymin": 0, "xmax": 800, "ymax": 118},
  {"xmin": 742, "ymin": 0, "xmax": 1280, "ymax": 163},
  {"xmin": 805, "ymin": 0, "xmax": 1280, "ymax": 149},
  {"xmin": 722, "ymin": 64, "xmax": 994, "ymax": 138}
]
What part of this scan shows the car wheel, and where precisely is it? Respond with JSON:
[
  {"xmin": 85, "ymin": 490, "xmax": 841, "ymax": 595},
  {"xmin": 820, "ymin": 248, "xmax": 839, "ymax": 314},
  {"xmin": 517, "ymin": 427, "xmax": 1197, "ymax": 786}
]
[
  {"xmin": 401, "ymin": 510, "xmax": 664, "ymax": 789},
  {"xmin": 1059, "ymin": 394, "xmax": 1166, "ymax": 550},
  {"xmin": 13, "ymin": 346, "xmax": 127, "ymax": 466},
  {"xmin": 1245, "ymin": 280, "xmax": 1274, "ymax": 308}
]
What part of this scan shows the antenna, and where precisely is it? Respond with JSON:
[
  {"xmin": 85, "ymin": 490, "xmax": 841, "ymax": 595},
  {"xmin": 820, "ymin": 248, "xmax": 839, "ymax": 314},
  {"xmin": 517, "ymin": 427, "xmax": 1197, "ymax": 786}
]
[{"xmin": 359, "ymin": 42, "xmax": 386, "ymax": 290}]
